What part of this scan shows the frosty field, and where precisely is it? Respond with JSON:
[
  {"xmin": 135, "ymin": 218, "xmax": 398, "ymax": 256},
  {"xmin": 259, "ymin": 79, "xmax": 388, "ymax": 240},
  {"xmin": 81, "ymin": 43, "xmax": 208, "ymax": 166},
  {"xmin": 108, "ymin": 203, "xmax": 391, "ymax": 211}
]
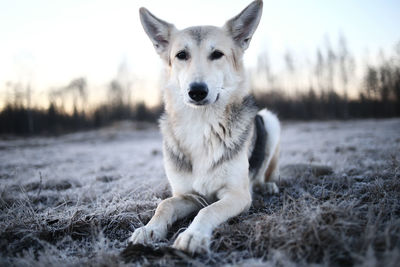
[{"xmin": 1, "ymin": 119, "xmax": 399, "ymax": 266}]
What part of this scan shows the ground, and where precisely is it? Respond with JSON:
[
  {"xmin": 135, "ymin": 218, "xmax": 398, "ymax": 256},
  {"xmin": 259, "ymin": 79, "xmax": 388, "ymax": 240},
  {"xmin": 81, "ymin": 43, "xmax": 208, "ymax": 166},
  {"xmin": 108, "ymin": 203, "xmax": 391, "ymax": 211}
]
[{"xmin": 0, "ymin": 119, "xmax": 399, "ymax": 266}]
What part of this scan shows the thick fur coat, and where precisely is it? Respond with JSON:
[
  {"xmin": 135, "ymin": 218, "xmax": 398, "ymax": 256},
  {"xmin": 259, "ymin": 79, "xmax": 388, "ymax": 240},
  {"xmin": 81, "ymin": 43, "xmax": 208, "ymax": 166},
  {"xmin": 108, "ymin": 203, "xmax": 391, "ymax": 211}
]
[{"xmin": 129, "ymin": 0, "xmax": 280, "ymax": 254}]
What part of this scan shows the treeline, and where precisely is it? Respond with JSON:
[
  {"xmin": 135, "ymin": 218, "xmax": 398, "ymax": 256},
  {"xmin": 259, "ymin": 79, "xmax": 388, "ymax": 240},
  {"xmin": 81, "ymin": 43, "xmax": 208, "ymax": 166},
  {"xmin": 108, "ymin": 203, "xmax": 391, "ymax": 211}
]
[
  {"xmin": 254, "ymin": 36, "xmax": 400, "ymax": 120},
  {"xmin": 0, "ymin": 102, "xmax": 162, "ymax": 135},
  {"xmin": 255, "ymin": 89, "xmax": 399, "ymax": 120},
  {"xmin": 0, "ymin": 75, "xmax": 162, "ymax": 135},
  {"xmin": 1, "ymin": 37, "xmax": 399, "ymax": 135}
]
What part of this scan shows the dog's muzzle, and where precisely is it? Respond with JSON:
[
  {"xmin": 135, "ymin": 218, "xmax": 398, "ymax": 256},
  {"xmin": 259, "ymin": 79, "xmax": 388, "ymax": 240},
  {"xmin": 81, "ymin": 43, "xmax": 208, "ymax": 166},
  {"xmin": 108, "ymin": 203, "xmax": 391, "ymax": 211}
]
[{"xmin": 188, "ymin": 82, "xmax": 208, "ymax": 104}]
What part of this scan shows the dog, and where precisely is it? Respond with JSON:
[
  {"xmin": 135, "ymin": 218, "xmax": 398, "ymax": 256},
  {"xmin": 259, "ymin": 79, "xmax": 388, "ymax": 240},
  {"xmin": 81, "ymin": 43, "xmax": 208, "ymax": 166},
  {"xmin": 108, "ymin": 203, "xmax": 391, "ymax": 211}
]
[{"xmin": 129, "ymin": 0, "xmax": 280, "ymax": 254}]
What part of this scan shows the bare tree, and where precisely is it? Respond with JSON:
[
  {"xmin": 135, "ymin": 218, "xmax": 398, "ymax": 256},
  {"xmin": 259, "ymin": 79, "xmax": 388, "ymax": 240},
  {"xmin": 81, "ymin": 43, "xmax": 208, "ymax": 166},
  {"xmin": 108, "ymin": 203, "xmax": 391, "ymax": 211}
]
[
  {"xmin": 6, "ymin": 82, "xmax": 24, "ymax": 107},
  {"xmin": 315, "ymin": 49, "xmax": 325, "ymax": 93},
  {"xmin": 324, "ymin": 36, "xmax": 336, "ymax": 92},
  {"xmin": 338, "ymin": 33, "xmax": 355, "ymax": 99},
  {"xmin": 108, "ymin": 80, "xmax": 124, "ymax": 106},
  {"xmin": 47, "ymin": 77, "xmax": 87, "ymax": 114},
  {"xmin": 393, "ymin": 41, "xmax": 400, "ymax": 107},
  {"xmin": 364, "ymin": 66, "xmax": 379, "ymax": 100},
  {"xmin": 257, "ymin": 50, "xmax": 276, "ymax": 90},
  {"xmin": 66, "ymin": 77, "xmax": 87, "ymax": 112},
  {"xmin": 284, "ymin": 50, "xmax": 296, "ymax": 92},
  {"xmin": 48, "ymin": 87, "xmax": 65, "ymax": 111},
  {"xmin": 116, "ymin": 59, "xmax": 134, "ymax": 107}
]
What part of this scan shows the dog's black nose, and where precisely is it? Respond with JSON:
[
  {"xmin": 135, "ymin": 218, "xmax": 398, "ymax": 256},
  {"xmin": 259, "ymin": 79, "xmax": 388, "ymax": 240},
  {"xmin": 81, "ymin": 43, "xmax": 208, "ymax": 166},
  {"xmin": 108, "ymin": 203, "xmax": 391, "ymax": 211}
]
[{"xmin": 188, "ymin": 82, "xmax": 208, "ymax": 102}]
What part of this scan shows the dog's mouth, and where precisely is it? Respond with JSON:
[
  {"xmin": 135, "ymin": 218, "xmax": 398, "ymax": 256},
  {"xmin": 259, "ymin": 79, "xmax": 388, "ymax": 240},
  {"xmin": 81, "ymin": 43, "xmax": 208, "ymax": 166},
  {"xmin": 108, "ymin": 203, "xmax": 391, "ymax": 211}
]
[
  {"xmin": 188, "ymin": 99, "xmax": 210, "ymax": 106},
  {"xmin": 215, "ymin": 93, "xmax": 220, "ymax": 103},
  {"xmin": 187, "ymin": 93, "xmax": 219, "ymax": 107}
]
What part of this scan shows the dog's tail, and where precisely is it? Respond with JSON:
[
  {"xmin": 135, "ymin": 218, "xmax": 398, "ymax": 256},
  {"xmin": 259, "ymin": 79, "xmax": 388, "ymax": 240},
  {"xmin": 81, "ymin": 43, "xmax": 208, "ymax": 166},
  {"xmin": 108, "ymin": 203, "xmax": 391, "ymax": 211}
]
[{"xmin": 253, "ymin": 109, "xmax": 281, "ymax": 185}]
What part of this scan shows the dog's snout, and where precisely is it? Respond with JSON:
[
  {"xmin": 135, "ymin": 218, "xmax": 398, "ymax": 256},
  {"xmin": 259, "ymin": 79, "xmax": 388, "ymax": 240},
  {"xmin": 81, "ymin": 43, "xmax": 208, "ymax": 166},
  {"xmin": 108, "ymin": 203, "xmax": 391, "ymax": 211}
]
[{"xmin": 188, "ymin": 82, "xmax": 208, "ymax": 102}]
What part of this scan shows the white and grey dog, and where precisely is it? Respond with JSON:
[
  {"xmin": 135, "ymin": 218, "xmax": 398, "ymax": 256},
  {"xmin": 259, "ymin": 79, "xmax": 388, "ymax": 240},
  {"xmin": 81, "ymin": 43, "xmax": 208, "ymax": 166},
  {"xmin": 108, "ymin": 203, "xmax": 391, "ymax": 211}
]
[{"xmin": 129, "ymin": 0, "xmax": 280, "ymax": 254}]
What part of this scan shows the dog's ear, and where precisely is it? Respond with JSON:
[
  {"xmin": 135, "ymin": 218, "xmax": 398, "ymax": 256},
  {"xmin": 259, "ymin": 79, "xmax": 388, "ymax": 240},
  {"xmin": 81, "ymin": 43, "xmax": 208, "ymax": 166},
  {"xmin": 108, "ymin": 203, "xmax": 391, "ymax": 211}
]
[
  {"xmin": 139, "ymin": 7, "xmax": 176, "ymax": 57},
  {"xmin": 224, "ymin": 0, "xmax": 263, "ymax": 51}
]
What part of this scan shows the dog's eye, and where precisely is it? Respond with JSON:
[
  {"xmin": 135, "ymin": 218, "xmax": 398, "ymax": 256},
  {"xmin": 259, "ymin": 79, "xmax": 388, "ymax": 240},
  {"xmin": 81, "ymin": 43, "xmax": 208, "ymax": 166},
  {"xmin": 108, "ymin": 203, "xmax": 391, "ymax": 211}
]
[
  {"xmin": 210, "ymin": 50, "xmax": 224, "ymax": 60},
  {"xmin": 176, "ymin": 51, "xmax": 189, "ymax": 60}
]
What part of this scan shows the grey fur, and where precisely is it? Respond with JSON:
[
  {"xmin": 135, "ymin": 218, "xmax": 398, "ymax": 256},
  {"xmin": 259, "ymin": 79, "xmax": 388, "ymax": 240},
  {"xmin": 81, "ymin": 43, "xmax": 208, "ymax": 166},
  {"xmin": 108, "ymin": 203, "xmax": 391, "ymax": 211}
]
[
  {"xmin": 249, "ymin": 114, "xmax": 268, "ymax": 179},
  {"xmin": 181, "ymin": 193, "xmax": 210, "ymax": 209},
  {"xmin": 187, "ymin": 26, "xmax": 209, "ymax": 45},
  {"xmin": 160, "ymin": 114, "xmax": 193, "ymax": 173},
  {"xmin": 139, "ymin": 8, "xmax": 175, "ymax": 54},
  {"xmin": 224, "ymin": 0, "xmax": 263, "ymax": 50},
  {"xmin": 218, "ymin": 123, "xmax": 227, "ymax": 136},
  {"xmin": 165, "ymin": 144, "xmax": 193, "ymax": 173},
  {"xmin": 211, "ymin": 126, "xmax": 252, "ymax": 170},
  {"xmin": 210, "ymin": 95, "xmax": 258, "ymax": 170}
]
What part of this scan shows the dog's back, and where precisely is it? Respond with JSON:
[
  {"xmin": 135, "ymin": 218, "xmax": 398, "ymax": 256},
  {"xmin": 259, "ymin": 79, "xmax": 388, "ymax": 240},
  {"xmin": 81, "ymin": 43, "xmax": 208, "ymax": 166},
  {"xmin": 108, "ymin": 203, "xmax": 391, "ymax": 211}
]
[{"xmin": 249, "ymin": 109, "xmax": 280, "ymax": 192}]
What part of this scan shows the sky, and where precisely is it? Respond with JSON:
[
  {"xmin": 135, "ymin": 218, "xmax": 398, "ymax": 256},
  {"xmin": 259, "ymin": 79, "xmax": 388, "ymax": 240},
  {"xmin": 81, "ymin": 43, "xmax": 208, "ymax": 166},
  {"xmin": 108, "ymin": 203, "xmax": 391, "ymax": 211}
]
[{"xmin": 0, "ymin": 0, "xmax": 399, "ymax": 109}]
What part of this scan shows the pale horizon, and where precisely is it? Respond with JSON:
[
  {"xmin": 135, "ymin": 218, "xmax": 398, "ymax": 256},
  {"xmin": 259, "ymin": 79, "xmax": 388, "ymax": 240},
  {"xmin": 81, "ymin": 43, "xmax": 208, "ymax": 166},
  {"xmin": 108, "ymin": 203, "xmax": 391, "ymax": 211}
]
[{"xmin": 1, "ymin": 0, "xmax": 399, "ymax": 110}]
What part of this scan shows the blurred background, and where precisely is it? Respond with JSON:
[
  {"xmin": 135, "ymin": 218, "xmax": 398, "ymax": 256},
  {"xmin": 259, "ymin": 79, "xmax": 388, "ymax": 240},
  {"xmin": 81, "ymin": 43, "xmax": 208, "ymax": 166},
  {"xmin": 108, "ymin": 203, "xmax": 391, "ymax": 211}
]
[{"xmin": 1, "ymin": 0, "xmax": 399, "ymax": 135}]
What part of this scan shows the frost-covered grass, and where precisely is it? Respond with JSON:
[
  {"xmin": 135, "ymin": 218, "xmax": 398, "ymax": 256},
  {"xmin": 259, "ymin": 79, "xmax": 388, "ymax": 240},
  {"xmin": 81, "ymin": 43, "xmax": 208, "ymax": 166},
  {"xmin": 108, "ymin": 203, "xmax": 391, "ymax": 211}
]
[{"xmin": 1, "ymin": 119, "xmax": 399, "ymax": 266}]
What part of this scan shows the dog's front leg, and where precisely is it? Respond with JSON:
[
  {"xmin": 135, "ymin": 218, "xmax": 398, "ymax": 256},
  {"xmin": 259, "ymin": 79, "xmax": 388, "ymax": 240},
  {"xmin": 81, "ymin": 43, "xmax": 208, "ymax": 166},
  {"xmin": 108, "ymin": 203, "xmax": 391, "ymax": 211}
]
[
  {"xmin": 129, "ymin": 195, "xmax": 199, "ymax": 244},
  {"xmin": 173, "ymin": 189, "xmax": 251, "ymax": 254}
]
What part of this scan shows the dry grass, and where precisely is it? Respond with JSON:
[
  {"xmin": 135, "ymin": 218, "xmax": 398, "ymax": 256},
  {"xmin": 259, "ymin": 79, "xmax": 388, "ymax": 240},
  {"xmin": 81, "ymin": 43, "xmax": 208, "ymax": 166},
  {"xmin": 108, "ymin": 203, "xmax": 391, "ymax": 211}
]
[{"xmin": 0, "ymin": 119, "xmax": 399, "ymax": 266}]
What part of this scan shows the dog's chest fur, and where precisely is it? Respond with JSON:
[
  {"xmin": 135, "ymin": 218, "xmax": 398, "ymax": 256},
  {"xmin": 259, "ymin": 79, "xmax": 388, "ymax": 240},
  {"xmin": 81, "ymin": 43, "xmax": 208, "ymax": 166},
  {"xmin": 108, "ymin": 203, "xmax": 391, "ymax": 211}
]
[{"xmin": 160, "ymin": 96, "xmax": 258, "ymax": 197}]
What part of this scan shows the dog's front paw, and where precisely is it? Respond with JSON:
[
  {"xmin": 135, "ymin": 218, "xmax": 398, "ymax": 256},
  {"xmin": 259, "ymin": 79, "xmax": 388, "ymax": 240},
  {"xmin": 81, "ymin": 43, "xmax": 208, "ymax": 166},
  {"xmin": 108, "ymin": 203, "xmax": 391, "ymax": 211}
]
[
  {"xmin": 172, "ymin": 230, "xmax": 210, "ymax": 254},
  {"xmin": 265, "ymin": 182, "xmax": 279, "ymax": 194},
  {"xmin": 129, "ymin": 226, "xmax": 165, "ymax": 244}
]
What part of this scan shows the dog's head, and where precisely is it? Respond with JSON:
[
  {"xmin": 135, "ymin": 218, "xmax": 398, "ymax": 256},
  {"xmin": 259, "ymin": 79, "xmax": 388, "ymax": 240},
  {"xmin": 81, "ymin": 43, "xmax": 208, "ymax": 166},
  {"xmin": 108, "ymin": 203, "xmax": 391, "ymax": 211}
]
[{"xmin": 139, "ymin": 0, "xmax": 263, "ymax": 108}]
